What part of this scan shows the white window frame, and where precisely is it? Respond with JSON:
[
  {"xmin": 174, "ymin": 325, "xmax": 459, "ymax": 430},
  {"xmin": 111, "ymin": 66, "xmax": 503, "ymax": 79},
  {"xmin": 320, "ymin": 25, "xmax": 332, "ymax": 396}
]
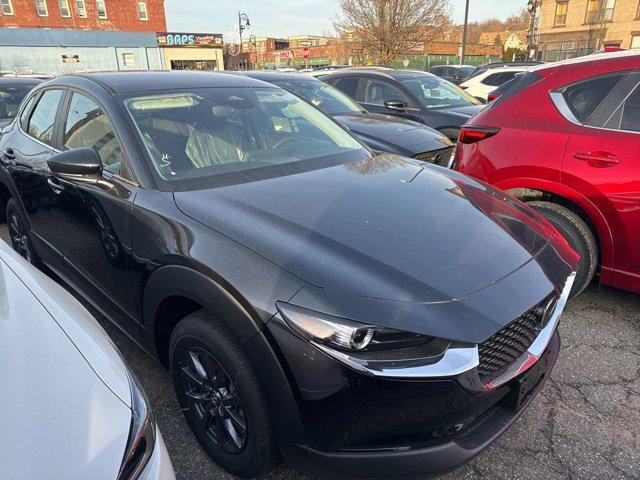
[
  {"xmin": 137, "ymin": 1, "xmax": 148, "ymax": 21},
  {"xmin": 96, "ymin": 0, "xmax": 106, "ymax": 18},
  {"xmin": 36, "ymin": 0, "xmax": 49, "ymax": 16},
  {"xmin": 0, "ymin": 0, "xmax": 14, "ymax": 15},
  {"xmin": 122, "ymin": 52, "xmax": 135, "ymax": 67},
  {"xmin": 58, "ymin": 0, "xmax": 70, "ymax": 17},
  {"xmin": 76, "ymin": 0, "xmax": 86, "ymax": 17},
  {"xmin": 631, "ymin": 35, "xmax": 640, "ymax": 49}
]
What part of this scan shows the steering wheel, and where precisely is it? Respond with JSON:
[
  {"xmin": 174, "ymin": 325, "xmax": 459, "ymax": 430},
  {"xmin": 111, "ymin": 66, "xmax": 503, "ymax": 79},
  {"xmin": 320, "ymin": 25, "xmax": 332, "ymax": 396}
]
[{"xmin": 271, "ymin": 136, "xmax": 299, "ymax": 149}]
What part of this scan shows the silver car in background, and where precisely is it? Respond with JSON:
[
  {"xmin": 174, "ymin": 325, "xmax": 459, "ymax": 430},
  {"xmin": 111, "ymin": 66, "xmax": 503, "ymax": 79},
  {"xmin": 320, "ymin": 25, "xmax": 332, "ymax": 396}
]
[{"xmin": 0, "ymin": 240, "xmax": 175, "ymax": 480}]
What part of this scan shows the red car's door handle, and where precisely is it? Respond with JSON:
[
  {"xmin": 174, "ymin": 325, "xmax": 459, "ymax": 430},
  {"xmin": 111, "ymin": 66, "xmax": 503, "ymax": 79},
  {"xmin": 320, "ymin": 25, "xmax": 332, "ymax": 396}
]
[{"xmin": 573, "ymin": 151, "xmax": 620, "ymax": 167}]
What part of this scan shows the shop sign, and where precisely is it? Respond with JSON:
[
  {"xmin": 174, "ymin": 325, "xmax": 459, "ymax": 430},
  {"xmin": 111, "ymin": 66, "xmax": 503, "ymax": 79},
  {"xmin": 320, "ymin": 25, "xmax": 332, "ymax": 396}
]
[{"xmin": 156, "ymin": 32, "xmax": 223, "ymax": 48}]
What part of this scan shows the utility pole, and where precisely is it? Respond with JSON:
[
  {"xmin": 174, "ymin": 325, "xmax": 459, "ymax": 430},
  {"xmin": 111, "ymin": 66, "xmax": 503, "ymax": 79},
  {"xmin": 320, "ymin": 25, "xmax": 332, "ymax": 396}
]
[{"xmin": 460, "ymin": 0, "xmax": 470, "ymax": 65}]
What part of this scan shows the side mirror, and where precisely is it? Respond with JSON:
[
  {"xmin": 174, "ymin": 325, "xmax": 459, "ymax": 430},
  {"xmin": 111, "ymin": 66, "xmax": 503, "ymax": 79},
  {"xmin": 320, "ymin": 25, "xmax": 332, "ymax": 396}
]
[
  {"xmin": 47, "ymin": 147, "xmax": 102, "ymax": 179},
  {"xmin": 384, "ymin": 99, "xmax": 408, "ymax": 112}
]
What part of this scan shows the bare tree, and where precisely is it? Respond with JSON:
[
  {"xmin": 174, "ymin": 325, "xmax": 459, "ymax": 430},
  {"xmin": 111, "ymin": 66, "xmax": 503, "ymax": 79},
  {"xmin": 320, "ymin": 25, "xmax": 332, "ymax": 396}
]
[{"xmin": 335, "ymin": 0, "xmax": 453, "ymax": 66}]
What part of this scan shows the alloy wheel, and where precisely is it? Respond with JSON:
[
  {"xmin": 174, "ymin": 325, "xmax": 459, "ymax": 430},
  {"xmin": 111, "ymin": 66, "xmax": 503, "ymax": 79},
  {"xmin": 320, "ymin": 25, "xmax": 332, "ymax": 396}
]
[
  {"xmin": 8, "ymin": 212, "xmax": 32, "ymax": 263},
  {"xmin": 179, "ymin": 347, "xmax": 248, "ymax": 454}
]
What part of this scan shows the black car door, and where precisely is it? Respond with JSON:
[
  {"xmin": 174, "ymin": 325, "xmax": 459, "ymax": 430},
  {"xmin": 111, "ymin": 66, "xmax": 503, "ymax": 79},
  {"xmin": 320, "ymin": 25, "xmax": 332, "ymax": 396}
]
[
  {"xmin": 4, "ymin": 88, "xmax": 66, "ymax": 270},
  {"xmin": 52, "ymin": 89, "xmax": 139, "ymax": 338}
]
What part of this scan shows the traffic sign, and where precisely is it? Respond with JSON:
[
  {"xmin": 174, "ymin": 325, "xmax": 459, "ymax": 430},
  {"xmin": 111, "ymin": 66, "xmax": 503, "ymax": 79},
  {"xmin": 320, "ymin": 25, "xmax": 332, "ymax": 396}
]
[{"xmin": 302, "ymin": 46, "xmax": 310, "ymax": 60}]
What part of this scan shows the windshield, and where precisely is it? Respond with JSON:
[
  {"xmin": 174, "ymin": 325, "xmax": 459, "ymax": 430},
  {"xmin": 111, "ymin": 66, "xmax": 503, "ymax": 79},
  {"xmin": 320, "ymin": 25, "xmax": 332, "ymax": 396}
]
[
  {"xmin": 0, "ymin": 84, "xmax": 37, "ymax": 120},
  {"xmin": 398, "ymin": 74, "xmax": 480, "ymax": 110},
  {"xmin": 273, "ymin": 79, "xmax": 366, "ymax": 116},
  {"xmin": 124, "ymin": 87, "xmax": 367, "ymax": 187}
]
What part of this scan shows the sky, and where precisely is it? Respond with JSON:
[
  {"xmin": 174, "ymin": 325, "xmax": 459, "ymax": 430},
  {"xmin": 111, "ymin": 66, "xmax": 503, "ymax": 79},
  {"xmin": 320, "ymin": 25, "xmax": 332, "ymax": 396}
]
[{"xmin": 164, "ymin": 0, "xmax": 525, "ymax": 40}]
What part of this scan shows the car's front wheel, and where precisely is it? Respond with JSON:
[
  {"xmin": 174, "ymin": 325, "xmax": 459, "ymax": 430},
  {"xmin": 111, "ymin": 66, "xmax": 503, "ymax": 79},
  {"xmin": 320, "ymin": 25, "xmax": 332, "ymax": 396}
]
[
  {"xmin": 6, "ymin": 198, "xmax": 38, "ymax": 266},
  {"xmin": 528, "ymin": 201, "xmax": 597, "ymax": 298},
  {"xmin": 169, "ymin": 309, "xmax": 280, "ymax": 478}
]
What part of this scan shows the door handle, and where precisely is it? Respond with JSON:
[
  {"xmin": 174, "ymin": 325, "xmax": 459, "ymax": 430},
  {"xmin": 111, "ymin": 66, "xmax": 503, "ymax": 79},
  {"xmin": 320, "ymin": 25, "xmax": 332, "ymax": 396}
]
[
  {"xmin": 573, "ymin": 151, "xmax": 620, "ymax": 168},
  {"xmin": 47, "ymin": 177, "xmax": 65, "ymax": 194}
]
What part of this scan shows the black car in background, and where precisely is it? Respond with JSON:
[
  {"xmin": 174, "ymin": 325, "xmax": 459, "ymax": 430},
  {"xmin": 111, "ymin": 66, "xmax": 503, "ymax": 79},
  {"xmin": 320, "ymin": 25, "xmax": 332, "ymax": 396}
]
[
  {"xmin": 238, "ymin": 71, "xmax": 454, "ymax": 165},
  {"xmin": 0, "ymin": 71, "xmax": 577, "ymax": 479},
  {"xmin": 322, "ymin": 68, "xmax": 483, "ymax": 141},
  {"xmin": 425, "ymin": 65, "xmax": 475, "ymax": 85},
  {"xmin": 0, "ymin": 77, "xmax": 42, "ymax": 128}
]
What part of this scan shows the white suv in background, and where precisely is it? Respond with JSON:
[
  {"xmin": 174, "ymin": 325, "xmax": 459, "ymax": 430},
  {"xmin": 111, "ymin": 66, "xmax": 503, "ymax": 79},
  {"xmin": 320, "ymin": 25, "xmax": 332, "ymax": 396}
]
[
  {"xmin": 0, "ymin": 240, "xmax": 175, "ymax": 480},
  {"xmin": 459, "ymin": 66, "xmax": 531, "ymax": 102}
]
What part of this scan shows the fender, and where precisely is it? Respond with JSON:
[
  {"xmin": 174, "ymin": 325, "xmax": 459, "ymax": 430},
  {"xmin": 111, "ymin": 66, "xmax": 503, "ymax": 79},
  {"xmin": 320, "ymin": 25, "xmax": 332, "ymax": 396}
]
[
  {"xmin": 495, "ymin": 177, "xmax": 614, "ymax": 282},
  {"xmin": 142, "ymin": 264, "xmax": 309, "ymax": 450},
  {"xmin": 142, "ymin": 264, "xmax": 263, "ymax": 354},
  {"xmin": 0, "ymin": 165, "xmax": 31, "ymax": 226}
]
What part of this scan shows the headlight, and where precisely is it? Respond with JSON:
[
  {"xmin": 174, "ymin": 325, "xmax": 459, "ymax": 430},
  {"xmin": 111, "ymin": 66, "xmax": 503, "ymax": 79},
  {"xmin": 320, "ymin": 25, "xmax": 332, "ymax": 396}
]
[
  {"xmin": 117, "ymin": 367, "xmax": 156, "ymax": 480},
  {"xmin": 276, "ymin": 302, "xmax": 434, "ymax": 352},
  {"xmin": 276, "ymin": 302, "xmax": 478, "ymax": 379}
]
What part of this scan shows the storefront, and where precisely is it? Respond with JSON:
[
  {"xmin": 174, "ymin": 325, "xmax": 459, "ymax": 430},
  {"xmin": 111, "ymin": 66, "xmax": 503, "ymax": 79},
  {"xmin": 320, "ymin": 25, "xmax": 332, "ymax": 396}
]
[
  {"xmin": 156, "ymin": 32, "xmax": 224, "ymax": 71},
  {"xmin": 0, "ymin": 29, "xmax": 162, "ymax": 75}
]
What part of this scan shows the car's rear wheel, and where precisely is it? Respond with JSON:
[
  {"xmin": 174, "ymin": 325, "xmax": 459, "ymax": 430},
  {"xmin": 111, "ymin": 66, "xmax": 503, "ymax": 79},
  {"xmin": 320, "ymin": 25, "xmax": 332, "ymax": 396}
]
[
  {"xmin": 6, "ymin": 198, "xmax": 38, "ymax": 266},
  {"xmin": 528, "ymin": 201, "xmax": 597, "ymax": 298},
  {"xmin": 169, "ymin": 309, "xmax": 280, "ymax": 478}
]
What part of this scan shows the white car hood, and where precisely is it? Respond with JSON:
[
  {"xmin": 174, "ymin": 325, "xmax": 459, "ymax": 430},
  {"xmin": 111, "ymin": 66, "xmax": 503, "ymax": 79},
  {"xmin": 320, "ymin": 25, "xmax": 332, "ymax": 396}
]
[
  {"xmin": 0, "ymin": 248, "xmax": 131, "ymax": 479},
  {"xmin": 0, "ymin": 241, "xmax": 132, "ymax": 407}
]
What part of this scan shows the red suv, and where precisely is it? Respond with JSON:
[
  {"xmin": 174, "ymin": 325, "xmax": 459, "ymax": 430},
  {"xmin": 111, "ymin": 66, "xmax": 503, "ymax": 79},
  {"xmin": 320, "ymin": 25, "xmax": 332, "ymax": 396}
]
[{"xmin": 455, "ymin": 50, "xmax": 640, "ymax": 297}]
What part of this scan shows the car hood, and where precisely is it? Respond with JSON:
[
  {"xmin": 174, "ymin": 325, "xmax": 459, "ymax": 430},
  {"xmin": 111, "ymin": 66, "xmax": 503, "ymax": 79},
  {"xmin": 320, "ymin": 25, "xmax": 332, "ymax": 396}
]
[
  {"xmin": 175, "ymin": 154, "xmax": 562, "ymax": 304},
  {"xmin": 335, "ymin": 113, "xmax": 449, "ymax": 153}
]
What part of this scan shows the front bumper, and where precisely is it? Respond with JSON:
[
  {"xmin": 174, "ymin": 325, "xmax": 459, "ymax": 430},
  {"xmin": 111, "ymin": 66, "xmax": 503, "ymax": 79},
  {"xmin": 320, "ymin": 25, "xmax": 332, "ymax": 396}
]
[
  {"xmin": 138, "ymin": 428, "xmax": 176, "ymax": 480},
  {"xmin": 280, "ymin": 331, "xmax": 560, "ymax": 480}
]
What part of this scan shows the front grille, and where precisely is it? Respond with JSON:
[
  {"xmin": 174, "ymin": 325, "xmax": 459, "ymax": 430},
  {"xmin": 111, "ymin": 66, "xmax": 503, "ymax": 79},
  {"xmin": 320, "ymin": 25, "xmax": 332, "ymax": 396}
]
[
  {"xmin": 477, "ymin": 288, "xmax": 562, "ymax": 382},
  {"xmin": 413, "ymin": 147, "xmax": 454, "ymax": 167}
]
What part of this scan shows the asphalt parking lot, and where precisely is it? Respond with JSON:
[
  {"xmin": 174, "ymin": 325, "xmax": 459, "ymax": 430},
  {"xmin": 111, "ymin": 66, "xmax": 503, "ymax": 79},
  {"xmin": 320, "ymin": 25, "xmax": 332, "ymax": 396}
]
[{"xmin": 3, "ymin": 223, "xmax": 639, "ymax": 480}]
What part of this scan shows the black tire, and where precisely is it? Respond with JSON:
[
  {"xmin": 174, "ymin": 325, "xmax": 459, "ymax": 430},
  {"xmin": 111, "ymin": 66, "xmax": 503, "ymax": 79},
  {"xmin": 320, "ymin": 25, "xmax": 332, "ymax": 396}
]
[
  {"xmin": 528, "ymin": 201, "xmax": 597, "ymax": 298},
  {"xmin": 6, "ymin": 198, "xmax": 39, "ymax": 266},
  {"xmin": 169, "ymin": 310, "xmax": 281, "ymax": 478}
]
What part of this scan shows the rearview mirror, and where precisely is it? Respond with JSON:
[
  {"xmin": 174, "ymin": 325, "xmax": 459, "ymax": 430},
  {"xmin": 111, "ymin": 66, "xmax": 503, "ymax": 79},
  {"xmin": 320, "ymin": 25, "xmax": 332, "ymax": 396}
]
[
  {"xmin": 47, "ymin": 148, "xmax": 102, "ymax": 179},
  {"xmin": 384, "ymin": 100, "xmax": 408, "ymax": 112}
]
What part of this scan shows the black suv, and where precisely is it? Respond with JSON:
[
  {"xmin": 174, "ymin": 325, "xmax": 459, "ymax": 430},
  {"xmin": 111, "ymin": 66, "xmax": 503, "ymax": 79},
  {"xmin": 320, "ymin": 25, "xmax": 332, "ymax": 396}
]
[
  {"xmin": 0, "ymin": 72, "xmax": 576, "ymax": 479},
  {"xmin": 323, "ymin": 69, "xmax": 483, "ymax": 141}
]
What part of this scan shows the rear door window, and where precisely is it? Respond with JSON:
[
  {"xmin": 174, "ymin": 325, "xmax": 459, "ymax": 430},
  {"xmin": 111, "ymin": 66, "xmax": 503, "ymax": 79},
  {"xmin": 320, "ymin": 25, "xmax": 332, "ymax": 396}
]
[
  {"xmin": 482, "ymin": 72, "xmax": 517, "ymax": 87},
  {"xmin": 561, "ymin": 74, "xmax": 625, "ymax": 124},
  {"xmin": 27, "ymin": 89, "xmax": 64, "ymax": 147},
  {"xmin": 604, "ymin": 84, "xmax": 640, "ymax": 132}
]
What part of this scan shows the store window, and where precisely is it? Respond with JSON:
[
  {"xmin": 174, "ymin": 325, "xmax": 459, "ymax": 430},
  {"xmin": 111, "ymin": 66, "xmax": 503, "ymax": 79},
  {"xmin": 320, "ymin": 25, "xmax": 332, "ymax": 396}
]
[
  {"xmin": 96, "ymin": 0, "xmax": 106, "ymax": 18},
  {"xmin": 35, "ymin": 0, "xmax": 48, "ymax": 16},
  {"xmin": 58, "ymin": 0, "xmax": 70, "ymax": 17},
  {"xmin": 0, "ymin": 0, "xmax": 13, "ymax": 15},
  {"xmin": 122, "ymin": 53, "xmax": 135, "ymax": 67},
  {"xmin": 76, "ymin": 0, "xmax": 86, "ymax": 17},
  {"xmin": 137, "ymin": 2, "xmax": 148, "ymax": 20},
  {"xmin": 170, "ymin": 60, "xmax": 218, "ymax": 71},
  {"xmin": 554, "ymin": 1, "xmax": 568, "ymax": 27}
]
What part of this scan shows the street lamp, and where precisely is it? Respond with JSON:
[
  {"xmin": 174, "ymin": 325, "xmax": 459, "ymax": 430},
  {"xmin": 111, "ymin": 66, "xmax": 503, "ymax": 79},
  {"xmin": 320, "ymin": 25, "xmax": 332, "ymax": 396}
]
[{"xmin": 238, "ymin": 11, "xmax": 250, "ymax": 70}]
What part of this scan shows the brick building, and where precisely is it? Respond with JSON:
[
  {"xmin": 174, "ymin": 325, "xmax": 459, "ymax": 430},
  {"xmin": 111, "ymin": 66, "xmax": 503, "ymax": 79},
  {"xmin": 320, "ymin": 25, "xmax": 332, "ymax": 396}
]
[
  {"xmin": 0, "ymin": 0, "xmax": 166, "ymax": 31},
  {"xmin": 532, "ymin": 0, "xmax": 640, "ymax": 61}
]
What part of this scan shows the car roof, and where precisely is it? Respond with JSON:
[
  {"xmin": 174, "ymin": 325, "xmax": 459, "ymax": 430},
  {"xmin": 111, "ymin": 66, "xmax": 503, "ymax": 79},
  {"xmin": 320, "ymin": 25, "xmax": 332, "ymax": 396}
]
[
  {"xmin": 533, "ymin": 49, "xmax": 640, "ymax": 76},
  {"xmin": 47, "ymin": 70, "xmax": 271, "ymax": 94},
  {"xmin": 240, "ymin": 70, "xmax": 321, "ymax": 83},
  {"xmin": 328, "ymin": 68, "xmax": 433, "ymax": 80},
  {"xmin": 0, "ymin": 77, "xmax": 42, "ymax": 85}
]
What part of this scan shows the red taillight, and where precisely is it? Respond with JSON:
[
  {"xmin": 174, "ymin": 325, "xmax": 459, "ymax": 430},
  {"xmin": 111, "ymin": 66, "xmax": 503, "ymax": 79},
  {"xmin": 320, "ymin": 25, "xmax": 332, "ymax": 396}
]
[
  {"xmin": 487, "ymin": 93, "xmax": 499, "ymax": 102},
  {"xmin": 458, "ymin": 126, "xmax": 500, "ymax": 144},
  {"xmin": 460, "ymin": 85, "xmax": 468, "ymax": 90}
]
